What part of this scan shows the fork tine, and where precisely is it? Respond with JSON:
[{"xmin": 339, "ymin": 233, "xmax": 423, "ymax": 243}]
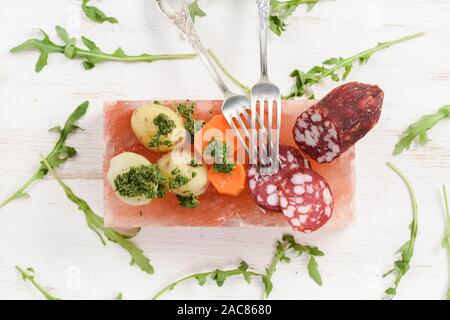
[
  {"xmin": 224, "ymin": 113, "xmax": 250, "ymax": 154},
  {"xmin": 250, "ymin": 99, "xmax": 257, "ymax": 164},
  {"xmin": 267, "ymin": 98, "xmax": 273, "ymax": 161},
  {"xmin": 271, "ymin": 98, "xmax": 281, "ymax": 172},
  {"xmin": 243, "ymin": 109, "xmax": 257, "ymax": 164},
  {"xmin": 235, "ymin": 111, "xmax": 252, "ymax": 141},
  {"xmin": 258, "ymin": 99, "xmax": 271, "ymax": 166}
]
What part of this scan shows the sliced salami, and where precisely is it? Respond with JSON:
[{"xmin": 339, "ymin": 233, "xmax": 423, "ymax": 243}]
[
  {"xmin": 293, "ymin": 82, "xmax": 384, "ymax": 163},
  {"xmin": 278, "ymin": 168, "xmax": 334, "ymax": 233},
  {"xmin": 247, "ymin": 145, "xmax": 310, "ymax": 211}
]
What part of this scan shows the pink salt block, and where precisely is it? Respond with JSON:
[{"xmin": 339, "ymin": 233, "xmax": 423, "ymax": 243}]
[{"xmin": 103, "ymin": 100, "xmax": 355, "ymax": 229}]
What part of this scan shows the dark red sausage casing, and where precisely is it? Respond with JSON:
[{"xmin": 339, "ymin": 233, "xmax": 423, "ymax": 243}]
[{"xmin": 293, "ymin": 82, "xmax": 384, "ymax": 163}]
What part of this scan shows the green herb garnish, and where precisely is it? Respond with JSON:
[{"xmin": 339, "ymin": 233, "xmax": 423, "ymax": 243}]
[
  {"xmin": 204, "ymin": 138, "xmax": 235, "ymax": 174},
  {"xmin": 189, "ymin": 160, "xmax": 202, "ymax": 167},
  {"xmin": 285, "ymin": 32, "xmax": 425, "ymax": 99},
  {"xmin": 114, "ymin": 165, "xmax": 165, "ymax": 199},
  {"xmin": 148, "ymin": 113, "xmax": 177, "ymax": 148},
  {"xmin": 169, "ymin": 168, "xmax": 191, "ymax": 190},
  {"xmin": 152, "ymin": 235, "xmax": 323, "ymax": 300},
  {"xmin": 269, "ymin": 0, "xmax": 319, "ymax": 36},
  {"xmin": 442, "ymin": 186, "xmax": 450, "ymax": 300},
  {"xmin": 176, "ymin": 103, "xmax": 204, "ymax": 142},
  {"xmin": 82, "ymin": 0, "xmax": 118, "ymax": 24},
  {"xmin": 15, "ymin": 266, "xmax": 60, "ymax": 300},
  {"xmin": 394, "ymin": 105, "xmax": 450, "ymax": 155},
  {"xmin": 10, "ymin": 26, "xmax": 196, "ymax": 72},
  {"xmin": 40, "ymin": 157, "xmax": 154, "ymax": 275},
  {"xmin": 189, "ymin": 0, "xmax": 206, "ymax": 22},
  {"xmin": 0, "ymin": 101, "xmax": 88, "ymax": 209},
  {"xmin": 384, "ymin": 162, "xmax": 418, "ymax": 299},
  {"xmin": 176, "ymin": 194, "xmax": 200, "ymax": 208}
]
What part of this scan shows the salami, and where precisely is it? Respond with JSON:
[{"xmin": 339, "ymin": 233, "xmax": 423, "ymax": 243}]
[
  {"xmin": 247, "ymin": 145, "xmax": 310, "ymax": 211},
  {"xmin": 293, "ymin": 82, "xmax": 384, "ymax": 163},
  {"xmin": 278, "ymin": 169, "xmax": 334, "ymax": 233}
]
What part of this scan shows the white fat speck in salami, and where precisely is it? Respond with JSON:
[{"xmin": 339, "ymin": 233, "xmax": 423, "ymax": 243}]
[
  {"xmin": 249, "ymin": 179, "xmax": 256, "ymax": 190},
  {"xmin": 278, "ymin": 168, "xmax": 334, "ymax": 233},
  {"xmin": 247, "ymin": 145, "xmax": 310, "ymax": 211}
]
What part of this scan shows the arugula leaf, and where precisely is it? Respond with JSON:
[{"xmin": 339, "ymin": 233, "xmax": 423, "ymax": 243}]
[
  {"xmin": 394, "ymin": 105, "xmax": 450, "ymax": 155},
  {"xmin": 152, "ymin": 261, "xmax": 262, "ymax": 300},
  {"xmin": 40, "ymin": 157, "xmax": 154, "ymax": 275},
  {"xmin": 82, "ymin": 0, "xmax": 118, "ymax": 24},
  {"xmin": 11, "ymin": 26, "xmax": 196, "ymax": 72},
  {"xmin": 115, "ymin": 292, "xmax": 123, "ymax": 300},
  {"xmin": 282, "ymin": 234, "xmax": 324, "ymax": 286},
  {"xmin": 384, "ymin": 163, "xmax": 418, "ymax": 300},
  {"xmin": 285, "ymin": 32, "xmax": 425, "ymax": 99},
  {"xmin": 15, "ymin": 266, "xmax": 60, "ymax": 300},
  {"xmin": 189, "ymin": 0, "xmax": 206, "ymax": 23},
  {"xmin": 262, "ymin": 241, "xmax": 290, "ymax": 298},
  {"xmin": 442, "ymin": 186, "xmax": 450, "ymax": 300},
  {"xmin": 269, "ymin": 0, "xmax": 319, "ymax": 36},
  {"xmin": 0, "ymin": 101, "xmax": 88, "ymax": 209}
]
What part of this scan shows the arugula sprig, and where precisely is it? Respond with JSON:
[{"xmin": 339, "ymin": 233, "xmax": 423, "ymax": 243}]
[
  {"xmin": 15, "ymin": 266, "xmax": 60, "ymax": 300},
  {"xmin": 152, "ymin": 261, "xmax": 261, "ymax": 300},
  {"xmin": 269, "ymin": 0, "xmax": 319, "ymax": 36},
  {"xmin": 40, "ymin": 157, "xmax": 154, "ymax": 275},
  {"xmin": 285, "ymin": 32, "xmax": 425, "ymax": 99},
  {"xmin": 10, "ymin": 26, "xmax": 196, "ymax": 72},
  {"xmin": 262, "ymin": 235, "xmax": 323, "ymax": 298},
  {"xmin": 0, "ymin": 101, "xmax": 88, "ymax": 209},
  {"xmin": 152, "ymin": 235, "xmax": 324, "ymax": 300},
  {"xmin": 384, "ymin": 162, "xmax": 418, "ymax": 300},
  {"xmin": 282, "ymin": 234, "xmax": 324, "ymax": 286},
  {"xmin": 442, "ymin": 186, "xmax": 450, "ymax": 300},
  {"xmin": 261, "ymin": 240, "xmax": 290, "ymax": 298},
  {"xmin": 189, "ymin": 0, "xmax": 207, "ymax": 23},
  {"xmin": 81, "ymin": 0, "xmax": 118, "ymax": 24},
  {"xmin": 394, "ymin": 105, "xmax": 450, "ymax": 155}
]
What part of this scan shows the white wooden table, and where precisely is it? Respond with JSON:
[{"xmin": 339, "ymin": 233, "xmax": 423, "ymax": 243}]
[{"xmin": 0, "ymin": 0, "xmax": 449, "ymax": 300}]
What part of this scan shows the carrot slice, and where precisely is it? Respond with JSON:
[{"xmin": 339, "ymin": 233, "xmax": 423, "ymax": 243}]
[
  {"xmin": 208, "ymin": 163, "xmax": 246, "ymax": 196},
  {"xmin": 194, "ymin": 114, "xmax": 237, "ymax": 155}
]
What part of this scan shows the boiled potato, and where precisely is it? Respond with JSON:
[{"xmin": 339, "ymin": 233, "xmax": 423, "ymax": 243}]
[
  {"xmin": 131, "ymin": 103, "xmax": 185, "ymax": 152},
  {"xmin": 157, "ymin": 150, "xmax": 208, "ymax": 197},
  {"xmin": 107, "ymin": 152, "xmax": 154, "ymax": 206}
]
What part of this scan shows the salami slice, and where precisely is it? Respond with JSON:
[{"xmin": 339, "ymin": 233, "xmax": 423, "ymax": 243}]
[
  {"xmin": 293, "ymin": 82, "xmax": 384, "ymax": 163},
  {"xmin": 247, "ymin": 145, "xmax": 310, "ymax": 211},
  {"xmin": 278, "ymin": 168, "xmax": 334, "ymax": 233}
]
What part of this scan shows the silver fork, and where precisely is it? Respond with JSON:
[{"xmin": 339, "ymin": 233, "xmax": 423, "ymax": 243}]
[
  {"xmin": 251, "ymin": 0, "xmax": 281, "ymax": 175},
  {"xmin": 155, "ymin": 0, "xmax": 254, "ymax": 159}
]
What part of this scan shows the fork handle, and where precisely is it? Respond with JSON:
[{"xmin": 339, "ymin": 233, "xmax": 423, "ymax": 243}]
[
  {"xmin": 155, "ymin": 0, "xmax": 231, "ymax": 96},
  {"xmin": 256, "ymin": 0, "xmax": 269, "ymax": 80}
]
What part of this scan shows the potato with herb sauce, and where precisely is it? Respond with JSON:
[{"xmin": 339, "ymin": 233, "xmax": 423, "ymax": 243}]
[
  {"xmin": 157, "ymin": 150, "xmax": 208, "ymax": 197},
  {"xmin": 131, "ymin": 103, "xmax": 185, "ymax": 152},
  {"xmin": 107, "ymin": 152, "xmax": 165, "ymax": 206}
]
